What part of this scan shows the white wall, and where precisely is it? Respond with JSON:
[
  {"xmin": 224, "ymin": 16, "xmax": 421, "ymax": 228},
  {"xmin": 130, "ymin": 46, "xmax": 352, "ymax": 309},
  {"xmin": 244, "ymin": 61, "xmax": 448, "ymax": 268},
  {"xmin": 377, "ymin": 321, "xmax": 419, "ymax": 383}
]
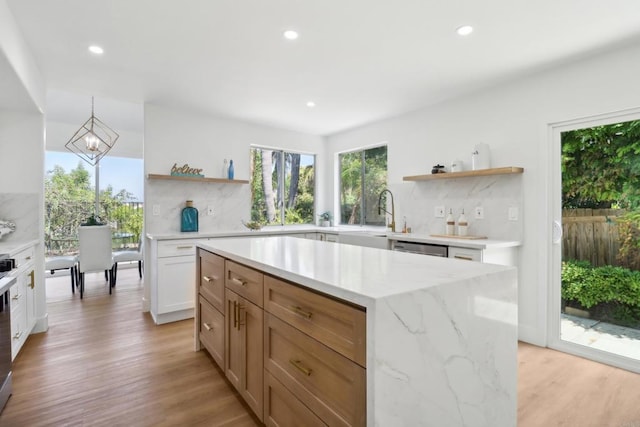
[
  {"xmin": 326, "ymin": 42, "xmax": 640, "ymax": 346},
  {"xmin": 143, "ymin": 103, "xmax": 325, "ymax": 235}
]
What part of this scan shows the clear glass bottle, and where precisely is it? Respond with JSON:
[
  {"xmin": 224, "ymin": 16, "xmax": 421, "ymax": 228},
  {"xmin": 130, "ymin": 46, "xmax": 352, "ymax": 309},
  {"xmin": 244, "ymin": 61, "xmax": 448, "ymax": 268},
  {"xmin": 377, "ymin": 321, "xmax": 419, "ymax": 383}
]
[{"xmin": 181, "ymin": 200, "xmax": 199, "ymax": 232}]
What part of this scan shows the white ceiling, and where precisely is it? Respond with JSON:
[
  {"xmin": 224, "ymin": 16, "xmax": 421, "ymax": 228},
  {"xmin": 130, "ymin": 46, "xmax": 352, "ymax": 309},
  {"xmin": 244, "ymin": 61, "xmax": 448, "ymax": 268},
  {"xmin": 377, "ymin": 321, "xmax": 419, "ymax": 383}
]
[{"xmin": 7, "ymin": 0, "xmax": 640, "ymax": 136}]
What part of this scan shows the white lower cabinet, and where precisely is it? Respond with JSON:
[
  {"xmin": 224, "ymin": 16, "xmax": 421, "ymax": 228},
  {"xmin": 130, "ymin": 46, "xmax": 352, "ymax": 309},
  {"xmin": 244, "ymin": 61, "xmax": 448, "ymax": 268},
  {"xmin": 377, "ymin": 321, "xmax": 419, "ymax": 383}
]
[
  {"xmin": 448, "ymin": 245, "xmax": 517, "ymax": 266},
  {"xmin": 9, "ymin": 244, "xmax": 36, "ymax": 360},
  {"xmin": 151, "ymin": 239, "xmax": 197, "ymax": 324}
]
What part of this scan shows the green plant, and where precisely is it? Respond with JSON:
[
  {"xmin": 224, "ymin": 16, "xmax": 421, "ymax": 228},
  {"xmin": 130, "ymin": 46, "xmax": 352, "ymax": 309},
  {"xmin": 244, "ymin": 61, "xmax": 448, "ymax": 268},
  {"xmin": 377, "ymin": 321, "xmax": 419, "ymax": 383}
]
[{"xmin": 81, "ymin": 214, "xmax": 105, "ymax": 226}]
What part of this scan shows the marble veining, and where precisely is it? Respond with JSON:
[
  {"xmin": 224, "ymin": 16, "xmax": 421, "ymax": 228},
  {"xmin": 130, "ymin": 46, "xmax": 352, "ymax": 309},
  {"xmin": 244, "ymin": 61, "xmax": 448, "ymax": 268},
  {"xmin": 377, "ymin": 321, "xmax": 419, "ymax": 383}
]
[
  {"xmin": 0, "ymin": 193, "xmax": 39, "ymax": 242},
  {"xmin": 197, "ymin": 236, "xmax": 517, "ymax": 426}
]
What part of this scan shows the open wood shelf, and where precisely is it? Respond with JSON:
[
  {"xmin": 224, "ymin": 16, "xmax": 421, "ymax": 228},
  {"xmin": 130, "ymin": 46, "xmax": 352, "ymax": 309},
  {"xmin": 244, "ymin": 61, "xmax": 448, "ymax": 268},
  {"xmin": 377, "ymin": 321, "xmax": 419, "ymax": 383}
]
[
  {"xmin": 147, "ymin": 174, "xmax": 249, "ymax": 184},
  {"xmin": 403, "ymin": 166, "xmax": 524, "ymax": 182}
]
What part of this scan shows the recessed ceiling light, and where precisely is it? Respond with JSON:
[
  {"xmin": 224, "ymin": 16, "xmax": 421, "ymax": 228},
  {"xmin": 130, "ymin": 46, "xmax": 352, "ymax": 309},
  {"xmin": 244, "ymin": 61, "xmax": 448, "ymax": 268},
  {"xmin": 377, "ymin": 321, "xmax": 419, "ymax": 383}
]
[
  {"xmin": 283, "ymin": 30, "xmax": 299, "ymax": 40},
  {"xmin": 456, "ymin": 25, "xmax": 473, "ymax": 36},
  {"xmin": 88, "ymin": 45, "xmax": 104, "ymax": 54},
  {"xmin": 306, "ymin": 101, "xmax": 316, "ymax": 108}
]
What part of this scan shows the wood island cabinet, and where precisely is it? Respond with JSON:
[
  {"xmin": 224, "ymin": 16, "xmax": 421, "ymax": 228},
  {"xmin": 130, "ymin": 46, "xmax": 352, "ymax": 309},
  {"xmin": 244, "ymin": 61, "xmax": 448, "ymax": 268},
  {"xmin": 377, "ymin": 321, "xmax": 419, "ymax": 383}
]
[{"xmin": 195, "ymin": 248, "xmax": 367, "ymax": 427}]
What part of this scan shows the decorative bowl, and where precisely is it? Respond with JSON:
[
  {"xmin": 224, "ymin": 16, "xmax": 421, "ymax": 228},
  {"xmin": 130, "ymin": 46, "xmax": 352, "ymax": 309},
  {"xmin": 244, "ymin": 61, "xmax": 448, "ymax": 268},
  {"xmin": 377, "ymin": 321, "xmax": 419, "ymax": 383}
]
[{"xmin": 242, "ymin": 220, "xmax": 263, "ymax": 231}]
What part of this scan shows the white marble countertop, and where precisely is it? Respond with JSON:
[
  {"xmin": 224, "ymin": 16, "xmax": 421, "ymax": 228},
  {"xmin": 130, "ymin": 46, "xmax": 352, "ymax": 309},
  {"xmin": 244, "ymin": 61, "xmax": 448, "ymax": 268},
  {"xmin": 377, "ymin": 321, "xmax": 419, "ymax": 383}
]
[
  {"xmin": 197, "ymin": 236, "xmax": 514, "ymax": 308},
  {"xmin": 0, "ymin": 239, "xmax": 39, "ymax": 256},
  {"xmin": 0, "ymin": 275, "xmax": 16, "ymax": 294},
  {"xmin": 148, "ymin": 226, "xmax": 519, "ymax": 250}
]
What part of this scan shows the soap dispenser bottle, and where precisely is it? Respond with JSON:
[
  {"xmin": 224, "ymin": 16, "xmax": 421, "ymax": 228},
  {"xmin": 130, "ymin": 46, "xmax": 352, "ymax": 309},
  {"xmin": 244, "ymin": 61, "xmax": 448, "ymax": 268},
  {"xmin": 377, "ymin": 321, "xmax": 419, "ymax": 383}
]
[
  {"xmin": 181, "ymin": 200, "xmax": 199, "ymax": 232},
  {"xmin": 457, "ymin": 209, "xmax": 468, "ymax": 236},
  {"xmin": 446, "ymin": 209, "xmax": 455, "ymax": 235},
  {"xmin": 227, "ymin": 159, "xmax": 234, "ymax": 180}
]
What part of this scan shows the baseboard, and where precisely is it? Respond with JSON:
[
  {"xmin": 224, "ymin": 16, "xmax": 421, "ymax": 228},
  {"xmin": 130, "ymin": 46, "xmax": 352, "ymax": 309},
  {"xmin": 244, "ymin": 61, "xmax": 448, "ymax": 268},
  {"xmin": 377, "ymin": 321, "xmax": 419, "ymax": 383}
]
[
  {"xmin": 518, "ymin": 324, "xmax": 546, "ymax": 347},
  {"xmin": 33, "ymin": 313, "xmax": 49, "ymax": 334}
]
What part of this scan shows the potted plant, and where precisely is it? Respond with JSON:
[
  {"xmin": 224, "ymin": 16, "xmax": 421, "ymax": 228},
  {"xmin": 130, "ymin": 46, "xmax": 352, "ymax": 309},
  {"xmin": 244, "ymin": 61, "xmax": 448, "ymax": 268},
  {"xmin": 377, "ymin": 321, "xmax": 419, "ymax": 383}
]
[
  {"xmin": 318, "ymin": 211, "xmax": 332, "ymax": 227},
  {"xmin": 81, "ymin": 214, "xmax": 106, "ymax": 226}
]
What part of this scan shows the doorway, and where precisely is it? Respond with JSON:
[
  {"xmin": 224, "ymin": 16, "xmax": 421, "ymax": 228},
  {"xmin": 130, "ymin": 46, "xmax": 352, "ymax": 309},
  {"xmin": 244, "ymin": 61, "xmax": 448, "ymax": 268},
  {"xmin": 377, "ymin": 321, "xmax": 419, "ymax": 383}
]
[{"xmin": 550, "ymin": 108, "xmax": 640, "ymax": 373}]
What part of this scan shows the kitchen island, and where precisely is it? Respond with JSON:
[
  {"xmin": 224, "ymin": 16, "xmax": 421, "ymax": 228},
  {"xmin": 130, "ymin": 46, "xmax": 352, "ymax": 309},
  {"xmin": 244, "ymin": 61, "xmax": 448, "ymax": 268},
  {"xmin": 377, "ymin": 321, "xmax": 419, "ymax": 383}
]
[{"xmin": 196, "ymin": 236, "xmax": 517, "ymax": 426}]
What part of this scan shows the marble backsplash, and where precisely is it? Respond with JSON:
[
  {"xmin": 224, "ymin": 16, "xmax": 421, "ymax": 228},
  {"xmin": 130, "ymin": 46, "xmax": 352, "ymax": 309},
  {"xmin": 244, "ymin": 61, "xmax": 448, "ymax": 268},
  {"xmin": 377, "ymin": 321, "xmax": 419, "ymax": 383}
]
[
  {"xmin": 145, "ymin": 180, "xmax": 251, "ymax": 235},
  {"xmin": 388, "ymin": 174, "xmax": 523, "ymax": 241},
  {"xmin": 0, "ymin": 193, "xmax": 39, "ymax": 242}
]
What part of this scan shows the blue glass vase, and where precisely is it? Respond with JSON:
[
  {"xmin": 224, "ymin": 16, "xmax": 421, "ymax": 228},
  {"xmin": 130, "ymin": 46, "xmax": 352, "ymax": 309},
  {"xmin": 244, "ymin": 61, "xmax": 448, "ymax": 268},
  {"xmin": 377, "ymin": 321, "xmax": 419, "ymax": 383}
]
[
  {"xmin": 228, "ymin": 159, "xmax": 234, "ymax": 180},
  {"xmin": 181, "ymin": 200, "xmax": 198, "ymax": 232}
]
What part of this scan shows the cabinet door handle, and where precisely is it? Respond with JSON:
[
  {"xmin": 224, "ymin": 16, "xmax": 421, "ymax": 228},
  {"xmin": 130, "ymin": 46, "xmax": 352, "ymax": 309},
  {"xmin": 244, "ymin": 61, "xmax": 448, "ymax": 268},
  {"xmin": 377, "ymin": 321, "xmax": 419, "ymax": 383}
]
[
  {"xmin": 26, "ymin": 256, "xmax": 32, "ymax": 260},
  {"xmin": 12, "ymin": 294, "xmax": 21, "ymax": 301},
  {"xmin": 177, "ymin": 245, "xmax": 193, "ymax": 249},
  {"xmin": 291, "ymin": 305, "xmax": 312, "ymax": 319},
  {"xmin": 230, "ymin": 277, "xmax": 246, "ymax": 287},
  {"xmin": 289, "ymin": 359, "xmax": 313, "ymax": 376},
  {"xmin": 454, "ymin": 255, "xmax": 474, "ymax": 261},
  {"xmin": 29, "ymin": 270, "xmax": 35, "ymax": 289},
  {"xmin": 237, "ymin": 304, "xmax": 245, "ymax": 328},
  {"xmin": 203, "ymin": 275, "xmax": 216, "ymax": 282},
  {"xmin": 233, "ymin": 301, "xmax": 238, "ymax": 329},
  {"xmin": 203, "ymin": 322, "xmax": 213, "ymax": 331},
  {"xmin": 13, "ymin": 331, "xmax": 23, "ymax": 340}
]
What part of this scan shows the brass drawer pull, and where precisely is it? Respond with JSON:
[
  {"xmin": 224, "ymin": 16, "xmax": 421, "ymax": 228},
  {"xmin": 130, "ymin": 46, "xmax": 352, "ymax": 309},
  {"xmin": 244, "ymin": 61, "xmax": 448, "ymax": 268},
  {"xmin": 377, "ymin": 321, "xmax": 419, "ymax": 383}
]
[
  {"xmin": 176, "ymin": 245, "xmax": 193, "ymax": 249},
  {"xmin": 203, "ymin": 275, "xmax": 215, "ymax": 282},
  {"xmin": 231, "ymin": 277, "xmax": 246, "ymax": 286},
  {"xmin": 203, "ymin": 322, "xmax": 213, "ymax": 331},
  {"xmin": 453, "ymin": 255, "xmax": 474, "ymax": 261},
  {"xmin": 29, "ymin": 270, "xmax": 35, "ymax": 289},
  {"xmin": 233, "ymin": 301, "xmax": 239, "ymax": 329},
  {"xmin": 289, "ymin": 359, "xmax": 312, "ymax": 376},
  {"xmin": 291, "ymin": 305, "xmax": 312, "ymax": 319}
]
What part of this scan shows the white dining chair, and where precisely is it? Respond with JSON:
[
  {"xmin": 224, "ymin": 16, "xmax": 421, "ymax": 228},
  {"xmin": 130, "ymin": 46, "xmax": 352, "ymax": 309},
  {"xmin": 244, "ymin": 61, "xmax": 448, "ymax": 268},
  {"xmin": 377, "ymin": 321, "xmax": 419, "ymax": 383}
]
[
  {"xmin": 78, "ymin": 225, "xmax": 115, "ymax": 299},
  {"xmin": 112, "ymin": 239, "xmax": 144, "ymax": 286},
  {"xmin": 45, "ymin": 255, "xmax": 78, "ymax": 294}
]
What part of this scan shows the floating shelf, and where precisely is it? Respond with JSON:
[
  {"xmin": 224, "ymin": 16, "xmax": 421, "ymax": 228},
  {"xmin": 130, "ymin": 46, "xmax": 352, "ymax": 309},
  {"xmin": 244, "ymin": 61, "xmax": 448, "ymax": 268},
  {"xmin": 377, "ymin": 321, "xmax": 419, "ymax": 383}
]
[
  {"xmin": 403, "ymin": 166, "xmax": 524, "ymax": 182},
  {"xmin": 147, "ymin": 174, "xmax": 249, "ymax": 184}
]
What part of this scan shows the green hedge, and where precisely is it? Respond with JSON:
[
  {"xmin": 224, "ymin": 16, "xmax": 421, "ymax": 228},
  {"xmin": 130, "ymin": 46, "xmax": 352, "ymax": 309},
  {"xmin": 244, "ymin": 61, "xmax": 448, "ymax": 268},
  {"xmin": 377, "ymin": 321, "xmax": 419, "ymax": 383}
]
[{"xmin": 562, "ymin": 260, "xmax": 640, "ymax": 308}]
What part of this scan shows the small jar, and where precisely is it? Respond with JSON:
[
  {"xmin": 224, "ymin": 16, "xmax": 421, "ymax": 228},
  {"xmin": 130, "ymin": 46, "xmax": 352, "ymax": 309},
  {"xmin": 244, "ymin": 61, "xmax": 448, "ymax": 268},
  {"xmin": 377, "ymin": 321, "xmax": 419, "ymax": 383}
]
[{"xmin": 446, "ymin": 209, "xmax": 455, "ymax": 235}]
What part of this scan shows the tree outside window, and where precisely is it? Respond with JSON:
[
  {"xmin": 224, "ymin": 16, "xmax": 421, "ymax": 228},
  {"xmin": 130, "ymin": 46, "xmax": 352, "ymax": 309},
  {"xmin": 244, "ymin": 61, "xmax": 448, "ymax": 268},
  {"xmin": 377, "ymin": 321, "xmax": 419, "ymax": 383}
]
[
  {"xmin": 339, "ymin": 145, "xmax": 387, "ymax": 226},
  {"xmin": 250, "ymin": 148, "xmax": 315, "ymax": 225}
]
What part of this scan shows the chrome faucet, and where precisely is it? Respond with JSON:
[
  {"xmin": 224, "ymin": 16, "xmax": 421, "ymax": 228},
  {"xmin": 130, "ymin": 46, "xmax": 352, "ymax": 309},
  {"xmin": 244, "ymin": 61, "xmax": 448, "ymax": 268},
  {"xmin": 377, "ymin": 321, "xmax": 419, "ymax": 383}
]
[{"xmin": 378, "ymin": 189, "xmax": 396, "ymax": 232}]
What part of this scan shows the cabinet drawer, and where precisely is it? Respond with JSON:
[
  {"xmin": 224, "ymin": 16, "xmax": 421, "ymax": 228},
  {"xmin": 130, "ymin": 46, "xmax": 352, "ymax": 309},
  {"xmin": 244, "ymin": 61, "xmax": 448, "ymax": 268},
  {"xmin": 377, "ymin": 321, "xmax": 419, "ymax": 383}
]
[
  {"xmin": 448, "ymin": 246, "xmax": 482, "ymax": 262},
  {"xmin": 265, "ymin": 314, "xmax": 366, "ymax": 427},
  {"xmin": 264, "ymin": 275, "xmax": 366, "ymax": 367},
  {"xmin": 198, "ymin": 296, "xmax": 224, "ymax": 369},
  {"xmin": 13, "ymin": 246, "xmax": 34, "ymax": 270},
  {"xmin": 198, "ymin": 249, "xmax": 225, "ymax": 312},
  {"xmin": 225, "ymin": 260, "xmax": 263, "ymax": 307},
  {"xmin": 158, "ymin": 240, "xmax": 197, "ymax": 258},
  {"xmin": 264, "ymin": 371, "xmax": 326, "ymax": 427}
]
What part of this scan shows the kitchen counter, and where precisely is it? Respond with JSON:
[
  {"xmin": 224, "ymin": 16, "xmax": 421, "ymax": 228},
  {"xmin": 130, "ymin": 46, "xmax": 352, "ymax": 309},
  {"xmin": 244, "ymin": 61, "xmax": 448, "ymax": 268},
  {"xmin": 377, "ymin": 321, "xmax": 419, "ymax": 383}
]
[
  {"xmin": 197, "ymin": 236, "xmax": 517, "ymax": 426},
  {"xmin": 0, "ymin": 239, "xmax": 39, "ymax": 256},
  {"xmin": 146, "ymin": 225, "xmax": 374, "ymax": 241}
]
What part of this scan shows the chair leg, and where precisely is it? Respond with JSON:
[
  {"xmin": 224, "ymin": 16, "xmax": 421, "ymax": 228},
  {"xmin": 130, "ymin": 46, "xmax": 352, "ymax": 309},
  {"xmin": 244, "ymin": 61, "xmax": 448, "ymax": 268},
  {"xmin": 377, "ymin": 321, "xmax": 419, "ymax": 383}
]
[
  {"xmin": 138, "ymin": 260, "xmax": 143, "ymax": 278},
  {"xmin": 108, "ymin": 268, "xmax": 114, "ymax": 294},
  {"xmin": 104, "ymin": 270, "xmax": 108, "ymax": 282},
  {"xmin": 113, "ymin": 263, "xmax": 118, "ymax": 286},
  {"xmin": 80, "ymin": 272, "xmax": 84, "ymax": 299},
  {"xmin": 70, "ymin": 266, "xmax": 75, "ymax": 294}
]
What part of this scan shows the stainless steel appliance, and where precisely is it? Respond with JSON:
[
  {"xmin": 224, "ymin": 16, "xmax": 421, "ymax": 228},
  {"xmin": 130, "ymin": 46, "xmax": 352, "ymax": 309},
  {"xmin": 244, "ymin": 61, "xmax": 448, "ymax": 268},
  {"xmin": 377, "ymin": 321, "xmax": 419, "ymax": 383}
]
[
  {"xmin": 0, "ymin": 253, "xmax": 14, "ymax": 413},
  {"xmin": 391, "ymin": 240, "xmax": 448, "ymax": 257}
]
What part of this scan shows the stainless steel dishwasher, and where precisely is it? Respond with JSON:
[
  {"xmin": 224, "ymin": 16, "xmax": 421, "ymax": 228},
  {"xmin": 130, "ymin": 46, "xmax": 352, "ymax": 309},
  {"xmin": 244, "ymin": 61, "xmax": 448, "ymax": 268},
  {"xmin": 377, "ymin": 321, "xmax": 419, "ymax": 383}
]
[{"xmin": 391, "ymin": 240, "xmax": 448, "ymax": 257}]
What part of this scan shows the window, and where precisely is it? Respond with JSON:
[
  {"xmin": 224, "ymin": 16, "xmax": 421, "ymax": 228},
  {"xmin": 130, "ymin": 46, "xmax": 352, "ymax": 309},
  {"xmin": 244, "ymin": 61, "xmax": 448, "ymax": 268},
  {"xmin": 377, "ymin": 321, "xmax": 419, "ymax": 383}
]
[
  {"xmin": 250, "ymin": 147, "xmax": 316, "ymax": 225},
  {"xmin": 339, "ymin": 145, "xmax": 387, "ymax": 226}
]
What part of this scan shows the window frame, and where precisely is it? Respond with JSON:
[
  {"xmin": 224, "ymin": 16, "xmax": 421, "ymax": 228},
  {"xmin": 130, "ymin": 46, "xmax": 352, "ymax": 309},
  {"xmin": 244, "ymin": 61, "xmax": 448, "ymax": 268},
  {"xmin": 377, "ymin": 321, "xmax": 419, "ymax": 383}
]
[{"xmin": 249, "ymin": 146, "xmax": 317, "ymax": 226}]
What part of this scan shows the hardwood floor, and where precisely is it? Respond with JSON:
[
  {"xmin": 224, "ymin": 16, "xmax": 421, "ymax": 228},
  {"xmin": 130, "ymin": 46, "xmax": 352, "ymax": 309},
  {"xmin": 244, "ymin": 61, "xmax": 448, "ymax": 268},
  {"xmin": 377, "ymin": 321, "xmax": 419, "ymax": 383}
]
[
  {"xmin": 0, "ymin": 268, "xmax": 260, "ymax": 427},
  {"xmin": 2, "ymin": 268, "xmax": 640, "ymax": 426}
]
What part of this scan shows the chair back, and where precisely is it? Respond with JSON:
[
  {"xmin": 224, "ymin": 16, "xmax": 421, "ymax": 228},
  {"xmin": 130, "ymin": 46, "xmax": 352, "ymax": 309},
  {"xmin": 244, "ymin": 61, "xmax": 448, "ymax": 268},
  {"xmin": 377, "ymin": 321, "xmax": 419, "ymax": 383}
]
[{"xmin": 78, "ymin": 225, "xmax": 113, "ymax": 273}]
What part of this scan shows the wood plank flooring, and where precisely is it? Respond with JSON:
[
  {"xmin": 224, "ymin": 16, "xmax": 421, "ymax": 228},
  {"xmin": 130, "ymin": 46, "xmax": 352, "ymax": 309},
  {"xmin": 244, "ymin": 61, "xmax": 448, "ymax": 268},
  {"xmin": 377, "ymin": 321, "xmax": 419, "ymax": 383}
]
[
  {"xmin": 2, "ymin": 269, "xmax": 640, "ymax": 426},
  {"xmin": 0, "ymin": 268, "xmax": 260, "ymax": 427}
]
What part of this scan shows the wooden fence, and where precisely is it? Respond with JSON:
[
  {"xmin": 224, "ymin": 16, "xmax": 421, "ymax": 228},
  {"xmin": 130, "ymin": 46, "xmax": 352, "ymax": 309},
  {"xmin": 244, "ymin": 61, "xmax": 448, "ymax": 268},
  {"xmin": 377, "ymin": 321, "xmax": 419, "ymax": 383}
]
[{"xmin": 562, "ymin": 208, "xmax": 623, "ymax": 267}]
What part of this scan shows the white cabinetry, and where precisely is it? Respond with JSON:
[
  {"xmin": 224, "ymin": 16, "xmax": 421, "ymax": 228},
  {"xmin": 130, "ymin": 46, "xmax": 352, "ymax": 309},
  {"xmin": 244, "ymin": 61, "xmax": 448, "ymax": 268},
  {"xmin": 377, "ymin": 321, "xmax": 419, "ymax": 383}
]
[
  {"xmin": 151, "ymin": 239, "xmax": 197, "ymax": 324},
  {"xmin": 9, "ymin": 243, "xmax": 36, "ymax": 360},
  {"xmin": 448, "ymin": 245, "xmax": 517, "ymax": 266}
]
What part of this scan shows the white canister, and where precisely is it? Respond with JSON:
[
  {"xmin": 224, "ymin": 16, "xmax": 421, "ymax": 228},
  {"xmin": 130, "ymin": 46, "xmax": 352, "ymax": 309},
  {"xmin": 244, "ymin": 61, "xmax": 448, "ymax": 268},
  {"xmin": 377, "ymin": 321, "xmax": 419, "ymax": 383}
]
[
  {"xmin": 471, "ymin": 143, "xmax": 491, "ymax": 170},
  {"xmin": 451, "ymin": 159, "xmax": 463, "ymax": 172}
]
